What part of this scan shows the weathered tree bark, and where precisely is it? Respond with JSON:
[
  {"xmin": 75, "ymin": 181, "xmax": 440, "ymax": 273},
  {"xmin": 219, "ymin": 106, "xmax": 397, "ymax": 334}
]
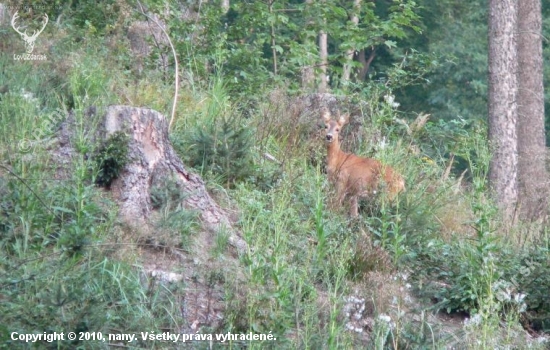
[
  {"xmin": 103, "ymin": 105, "xmax": 247, "ymax": 253},
  {"xmin": 319, "ymin": 30, "xmax": 328, "ymax": 93},
  {"xmin": 341, "ymin": 0, "xmax": 361, "ymax": 85},
  {"xmin": 488, "ymin": 0, "xmax": 518, "ymax": 220},
  {"xmin": 301, "ymin": 0, "xmax": 316, "ymax": 91},
  {"xmin": 517, "ymin": 0, "xmax": 548, "ymax": 221}
]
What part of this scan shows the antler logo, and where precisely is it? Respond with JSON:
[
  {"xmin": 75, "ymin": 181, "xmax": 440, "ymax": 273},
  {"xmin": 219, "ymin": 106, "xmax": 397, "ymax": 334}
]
[{"xmin": 11, "ymin": 11, "xmax": 48, "ymax": 54}]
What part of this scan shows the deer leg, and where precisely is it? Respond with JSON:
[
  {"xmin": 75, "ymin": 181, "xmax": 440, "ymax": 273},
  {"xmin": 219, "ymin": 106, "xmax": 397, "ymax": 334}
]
[
  {"xmin": 335, "ymin": 181, "xmax": 346, "ymax": 207},
  {"xmin": 350, "ymin": 196, "xmax": 359, "ymax": 217}
]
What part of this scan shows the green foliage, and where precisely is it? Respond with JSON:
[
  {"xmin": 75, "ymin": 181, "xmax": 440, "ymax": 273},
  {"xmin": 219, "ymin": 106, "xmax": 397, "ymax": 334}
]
[
  {"xmin": 94, "ymin": 131, "xmax": 129, "ymax": 188},
  {"xmin": 227, "ymin": 167, "xmax": 353, "ymax": 348},
  {"xmin": 32, "ymin": 0, "xmax": 124, "ymax": 36},
  {"xmin": 149, "ymin": 0, "xmax": 423, "ymax": 96},
  {"xmin": 500, "ymin": 245, "xmax": 550, "ymax": 333},
  {"xmin": 69, "ymin": 0, "xmax": 123, "ymax": 33},
  {"xmin": 150, "ymin": 176, "xmax": 200, "ymax": 248},
  {"xmin": 432, "ymin": 238, "xmax": 500, "ymax": 314},
  {"xmin": 367, "ymin": 205, "xmax": 407, "ymax": 267},
  {"xmin": 392, "ymin": 312, "xmax": 443, "ymax": 350},
  {"xmin": 0, "ymin": 237, "xmax": 183, "ymax": 348},
  {"xmin": 409, "ymin": 125, "xmax": 498, "ymax": 314},
  {"xmin": 4, "ymin": 1, "xmax": 550, "ymax": 348},
  {"xmin": 150, "ymin": 176, "xmax": 185, "ymax": 210},
  {"xmin": 185, "ymin": 113, "xmax": 255, "ymax": 187},
  {"xmin": 394, "ymin": 0, "xmax": 489, "ymax": 122},
  {"xmin": 0, "ymin": 50, "xmax": 184, "ymax": 349}
]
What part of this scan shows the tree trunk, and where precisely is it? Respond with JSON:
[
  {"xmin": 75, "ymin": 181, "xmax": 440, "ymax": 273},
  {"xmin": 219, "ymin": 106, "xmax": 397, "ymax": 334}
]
[
  {"xmin": 319, "ymin": 30, "xmax": 328, "ymax": 93},
  {"xmin": 103, "ymin": 105, "xmax": 247, "ymax": 253},
  {"xmin": 341, "ymin": 0, "xmax": 361, "ymax": 85},
  {"xmin": 517, "ymin": 0, "xmax": 548, "ymax": 221},
  {"xmin": 357, "ymin": 47, "xmax": 375, "ymax": 82},
  {"xmin": 488, "ymin": 0, "xmax": 518, "ymax": 220},
  {"xmin": 301, "ymin": 0, "xmax": 315, "ymax": 90},
  {"xmin": 269, "ymin": 0, "xmax": 278, "ymax": 75}
]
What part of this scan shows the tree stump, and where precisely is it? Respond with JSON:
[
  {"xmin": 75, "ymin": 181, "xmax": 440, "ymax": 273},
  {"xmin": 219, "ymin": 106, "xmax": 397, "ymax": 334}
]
[{"xmin": 103, "ymin": 105, "xmax": 247, "ymax": 253}]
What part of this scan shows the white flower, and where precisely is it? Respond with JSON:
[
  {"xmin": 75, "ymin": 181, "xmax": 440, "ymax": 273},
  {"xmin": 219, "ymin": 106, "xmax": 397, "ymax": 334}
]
[
  {"xmin": 378, "ymin": 136, "xmax": 387, "ymax": 150},
  {"xmin": 514, "ymin": 293, "xmax": 526, "ymax": 304},
  {"xmin": 384, "ymin": 94, "xmax": 400, "ymax": 108},
  {"xmin": 464, "ymin": 313, "xmax": 482, "ymax": 326}
]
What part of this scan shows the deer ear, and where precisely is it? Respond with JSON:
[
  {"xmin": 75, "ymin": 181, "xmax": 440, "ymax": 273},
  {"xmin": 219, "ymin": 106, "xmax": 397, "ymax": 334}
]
[
  {"xmin": 321, "ymin": 108, "xmax": 331, "ymax": 122},
  {"xmin": 338, "ymin": 113, "xmax": 349, "ymax": 125}
]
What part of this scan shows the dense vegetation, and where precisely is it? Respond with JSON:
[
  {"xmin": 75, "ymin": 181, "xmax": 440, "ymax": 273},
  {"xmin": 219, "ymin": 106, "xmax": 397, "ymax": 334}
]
[{"xmin": 1, "ymin": 0, "xmax": 550, "ymax": 349}]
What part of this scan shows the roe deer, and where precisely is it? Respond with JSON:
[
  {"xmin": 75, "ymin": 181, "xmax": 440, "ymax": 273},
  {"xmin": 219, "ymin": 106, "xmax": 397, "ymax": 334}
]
[{"xmin": 322, "ymin": 109, "xmax": 405, "ymax": 217}]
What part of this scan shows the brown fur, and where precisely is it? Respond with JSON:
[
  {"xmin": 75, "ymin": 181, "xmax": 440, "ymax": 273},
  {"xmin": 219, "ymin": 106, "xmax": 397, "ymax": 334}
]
[{"xmin": 322, "ymin": 109, "xmax": 405, "ymax": 217}]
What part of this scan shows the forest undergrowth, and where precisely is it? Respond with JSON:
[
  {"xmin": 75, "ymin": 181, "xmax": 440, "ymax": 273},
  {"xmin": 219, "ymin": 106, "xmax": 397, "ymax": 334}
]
[{"xmin": 1, "ymin": 1, "xmax": 550, "ymax": 349}]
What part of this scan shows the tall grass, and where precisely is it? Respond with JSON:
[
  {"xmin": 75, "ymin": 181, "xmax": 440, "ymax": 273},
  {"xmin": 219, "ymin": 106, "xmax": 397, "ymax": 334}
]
[
  {"xmin": 226, "ymin": 162, "xmax": 354, "ymax": 348},
  {"xmin": 0, "ymin": 47, "xmax": 184, "ymax": 349},
  {"xmin": 1, "ymin": 14, "xmax": 549, "ymax": 350},
  {"xmin": 193, "ymin": 78, "xmax": 549, "ymax": 348}
]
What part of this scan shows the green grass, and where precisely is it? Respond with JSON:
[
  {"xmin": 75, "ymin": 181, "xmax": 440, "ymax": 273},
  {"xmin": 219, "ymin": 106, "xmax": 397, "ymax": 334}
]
[
  {"xmin": 1, "ymin": 12, "xmax": 549, "ymax": 350},
  {"xmin": 0, "ymin": 47, "xmax": 184, "ymax": 349},
  {"xmin": 227, "ymin": 167, "xmax": 354, "ymax": 348}
]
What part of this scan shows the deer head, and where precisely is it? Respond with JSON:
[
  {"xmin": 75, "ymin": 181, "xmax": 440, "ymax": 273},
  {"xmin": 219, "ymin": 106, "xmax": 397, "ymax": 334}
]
[
  {"xmin": 11, "ymin": 11, "xmax": 49, "ymax": 54},
  {"xmin": 322, "ymin": 108, "xmax": 348, "ymax": 145}
]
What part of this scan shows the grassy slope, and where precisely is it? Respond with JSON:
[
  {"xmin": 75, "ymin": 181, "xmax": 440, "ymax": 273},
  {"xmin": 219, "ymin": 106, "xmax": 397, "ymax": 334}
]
[{"xmin": 0, "ymin": 11, "xmax": 549, "ymax": 350}]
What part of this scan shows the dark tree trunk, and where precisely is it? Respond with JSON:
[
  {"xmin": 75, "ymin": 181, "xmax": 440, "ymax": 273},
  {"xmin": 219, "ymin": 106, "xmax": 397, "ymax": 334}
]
[
  {"xmin": 517, "ymin": 0, "xmax": 548, "ymax": 221},
  {"xmin": 341, "ymin": 0, "xmax": 361, "ymax": 85},
  {"xmin": 488, "ymin": 0, "xmax": 519, "ymax": 220},
  {"xmin": 357, "ymin": 48, "xmax": 375, "ymax": 82}
]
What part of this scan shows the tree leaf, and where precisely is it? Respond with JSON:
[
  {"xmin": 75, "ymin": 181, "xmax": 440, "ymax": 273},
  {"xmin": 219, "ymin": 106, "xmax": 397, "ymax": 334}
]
[{"xmin": 384, "ymin": 40, "xmax": 397, "ymax": 49}]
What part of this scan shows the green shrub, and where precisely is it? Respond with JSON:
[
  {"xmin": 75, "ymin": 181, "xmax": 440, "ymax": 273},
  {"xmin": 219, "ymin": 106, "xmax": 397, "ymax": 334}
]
[
  {"xmin": 185, "ymin": 114, "xmax": 255, "ymax": 187},
  {"xmin": 504, "ymin": 246, "xmax": 550, "ymax": 332},
  {"xmin": 94, "ymin": 131, "xmax": 129, "ymax": 188}
]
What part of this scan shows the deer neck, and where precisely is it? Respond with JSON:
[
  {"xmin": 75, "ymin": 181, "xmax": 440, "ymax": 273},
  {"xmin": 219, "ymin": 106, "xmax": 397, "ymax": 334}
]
[{"xmin": 326, "ymin": 140, "xmax": 345, "ymax": 171}]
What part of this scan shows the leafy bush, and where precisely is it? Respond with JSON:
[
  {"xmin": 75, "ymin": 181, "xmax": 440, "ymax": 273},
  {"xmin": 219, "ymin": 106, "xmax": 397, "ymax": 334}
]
[
  {"xmin": 504, "ymin": 246, "xmax": 550, "ymax": 332},
  {"xmin": 94, "ymin": 131, "xmax": 129, "ymax": 188},
  {"xmin": 185, "ymin": 114, "xmax": 255, "ymax": 187}
]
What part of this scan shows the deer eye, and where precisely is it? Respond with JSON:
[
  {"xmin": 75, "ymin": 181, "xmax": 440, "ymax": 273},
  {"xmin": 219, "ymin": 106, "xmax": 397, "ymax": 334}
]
[
  {"xmin": 324, "ymin": 125, "xmax": 328, "ymax": 129},
  {"xmin": 336, "ymin": 128, "xmax": 340, "ymax": 132}
]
